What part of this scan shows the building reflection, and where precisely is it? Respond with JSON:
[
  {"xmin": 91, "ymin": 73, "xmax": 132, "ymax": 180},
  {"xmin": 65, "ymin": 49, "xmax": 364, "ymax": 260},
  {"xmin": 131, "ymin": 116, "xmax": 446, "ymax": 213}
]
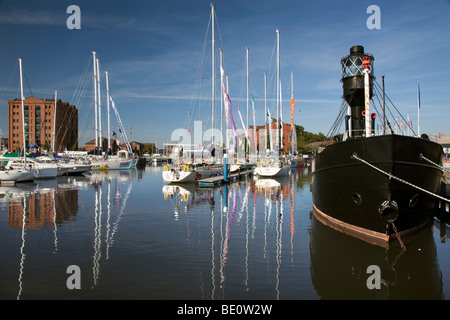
[{"xmin": 3, "ymin": 180, "xmax": 78, "ymax": 230}]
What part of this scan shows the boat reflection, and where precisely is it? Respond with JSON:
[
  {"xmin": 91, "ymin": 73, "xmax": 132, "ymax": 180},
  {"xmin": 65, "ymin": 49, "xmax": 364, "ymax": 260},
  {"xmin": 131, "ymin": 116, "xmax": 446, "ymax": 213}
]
[
  {"xmin": 161, "ymin": 167, "xmax": 305, "ymax": 299},
  {"xmin": 310, "ymin": 213, "xmax": 444, "ymax": 299},
  {"xmin": 2, "ymin": 170, "xmax": 135, "ymax": 299}
]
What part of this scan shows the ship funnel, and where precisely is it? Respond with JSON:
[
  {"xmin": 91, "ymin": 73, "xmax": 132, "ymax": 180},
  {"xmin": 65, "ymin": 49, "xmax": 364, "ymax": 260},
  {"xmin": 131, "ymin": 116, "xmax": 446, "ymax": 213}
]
[{"xmin": 341, "ymin": 45, "xmax": 375, "ymax": 138}]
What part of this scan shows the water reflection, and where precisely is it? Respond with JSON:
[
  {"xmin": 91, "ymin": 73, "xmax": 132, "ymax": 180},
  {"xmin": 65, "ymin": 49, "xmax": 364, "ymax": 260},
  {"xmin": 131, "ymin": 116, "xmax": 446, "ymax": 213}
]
[
  {"xmin": 3, "ymin": 164, "xmax": 447, "ymax": 300},
  {"xmin": 1, "ymin": 170, "xmax": 135, "ymax": 299},
  {"xmin": 310, "ymin": 212, "xmax": 444, "ymax": 299},
  {"xmin": 161, "ymin": 167, "xmax": 308, "ymax": 299},
  {"xmin": 84, "ymin": 170, "xmax": 135, "ymax": 288}
]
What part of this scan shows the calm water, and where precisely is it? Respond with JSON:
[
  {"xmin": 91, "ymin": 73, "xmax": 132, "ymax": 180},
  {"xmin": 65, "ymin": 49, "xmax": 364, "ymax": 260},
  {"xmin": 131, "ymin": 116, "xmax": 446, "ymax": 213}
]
[{"xmin": 1, "ymin": 164, "xmax": 450, "ymax": 300}]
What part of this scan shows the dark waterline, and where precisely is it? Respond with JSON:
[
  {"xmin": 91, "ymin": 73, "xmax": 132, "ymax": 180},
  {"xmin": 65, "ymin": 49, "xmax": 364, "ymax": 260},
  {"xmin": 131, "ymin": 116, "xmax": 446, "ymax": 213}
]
[{"xmin": 1, "ymin": 165, "xmax": 450, "ymax": 300}]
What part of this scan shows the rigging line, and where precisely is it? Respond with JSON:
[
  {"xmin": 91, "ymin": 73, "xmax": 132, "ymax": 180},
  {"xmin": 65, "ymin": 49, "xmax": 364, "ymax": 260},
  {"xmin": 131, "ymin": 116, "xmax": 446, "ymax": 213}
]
[
  {"xmin": 373, "ymin": 79, "xmax": 415, "ymax": 135},
  {"xmin": 325, "ymin": 100, "xmax": 347, "ymax": 139},
  {"xmin": 71, "ymin": 54, "xmax": 93, "ymax": 105},
  {"xmin": 371, "ymin": 89, "xmax": 394, "ymax": 134},
  {"xmin": 23, "ymin": 71, "xmax": 53, "ymax": 150},
  {"xmin": 372, "ymin": 84, "xmax": 407, "ymax": 135},
  {"xmin": 0, "ymin": 63, "xmax": 19, "ymax": 116},
  {"xmin": 184, "ymin": 16, "xmax": 212, "ymax": 134}
]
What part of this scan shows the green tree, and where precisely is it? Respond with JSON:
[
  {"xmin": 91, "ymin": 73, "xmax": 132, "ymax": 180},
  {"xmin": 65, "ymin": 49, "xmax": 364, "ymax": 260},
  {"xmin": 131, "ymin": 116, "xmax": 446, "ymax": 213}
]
[{"xmin": 294, "ymin": 124, "xmax": 327, "ymax": 154}]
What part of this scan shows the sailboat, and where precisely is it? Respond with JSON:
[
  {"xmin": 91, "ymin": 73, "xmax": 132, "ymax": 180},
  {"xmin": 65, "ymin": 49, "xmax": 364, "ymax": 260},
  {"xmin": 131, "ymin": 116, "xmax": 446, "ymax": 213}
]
[
  {"xmin": 0, "ymin": 59, "xmax": 38, "ymax": 183},
  {"xmin": 311, "ymin": 45, "xmax": 444, "ymax": 247},
  {"xmin": 163, "ymin": 4, "xmax": 224, "ymax": 183},
  {"xmin": 89, "ymin": 53, "xmax": 133, "ymax": 171},
  {"xmin": 255, "ymin": 29, "xmax": 290, "ymax": 178}
]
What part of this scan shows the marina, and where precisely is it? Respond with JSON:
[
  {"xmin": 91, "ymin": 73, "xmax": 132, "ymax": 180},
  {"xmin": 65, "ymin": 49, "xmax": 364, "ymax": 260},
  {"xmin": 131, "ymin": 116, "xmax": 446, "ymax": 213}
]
[
  {"xmin": 1, "ymin": 164, "xmax": 450, "ymax": 300},
  {"xmin": 0, "ymin": 0, "xmax": 450, "ymax": 303}
]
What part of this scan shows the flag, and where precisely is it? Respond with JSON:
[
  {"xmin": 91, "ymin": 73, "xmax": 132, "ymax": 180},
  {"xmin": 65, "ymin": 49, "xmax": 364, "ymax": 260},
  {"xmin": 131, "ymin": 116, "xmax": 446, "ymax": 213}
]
[
  {"xmin": 226, "ymin": 93, "xmax": 238, "ymax": 150},
  {"xmin": 236, "ymin": 103, "xmax": 249, "ymax": 141},
  {"xmin": 251, "ymin": 94, "xmax": 257, "ymax": 154}
]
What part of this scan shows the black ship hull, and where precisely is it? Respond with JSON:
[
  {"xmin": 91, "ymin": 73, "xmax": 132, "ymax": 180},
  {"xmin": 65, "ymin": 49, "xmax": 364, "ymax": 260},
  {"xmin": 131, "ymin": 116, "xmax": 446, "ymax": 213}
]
[{"xmin": 311, "ymin": 134, "xmax": 443, "ymax": 247}]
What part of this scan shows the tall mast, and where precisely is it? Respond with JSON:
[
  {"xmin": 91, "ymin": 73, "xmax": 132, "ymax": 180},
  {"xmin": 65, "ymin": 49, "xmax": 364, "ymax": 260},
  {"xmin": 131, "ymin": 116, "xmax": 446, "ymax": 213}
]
[
  {"xmin": 246, "ymin": 46, "xmax": 249, "ymax": 158},
  {"xmin": 219, "ymin": 49, "xmax": 223, "ymax": 147},
  {"xmin": 264, "ymin": 72, "xmax": 267, "ymax": 152},
  {"xmin": 382, "ymin": 75, "xmax": 386, "ymax": 135},
  {"xmin": 211, "ymin": 3, "xmax": 215, "ymax": 146},
  {"xmin": 363, "ymin": 57, "xmax": 371, "ymax": 137},
  {"xmin": 53, "ymin": 90, "xmax": 57, "ymax": 152},
  {"xmin": 291, "ymin": 71, "xmax": 294, "ymax": 150},
  {"xmin": 290, "ymin": 71, "xmax": 296, "ymax": 155},
  {"xmin": 92, "ymin": 52, "xmax": 98, "ymax": 149},
  {"xmin": 96, "ymin": 58, "xmax": 102, "ymax": 152},
  {"xmin": 19, "ymin": 58, "xmax": 26, "ymax": 166},
  {"xmin": 276, "ymin": 29, "xmax": 280, "ymax": 154},
  {"xmin": 106, "ymin": 71, "xmax": 111, "ymax": 154},
  {"xmin": 246, "ymin": 47, "xmax": 249, "ymax": 135}
]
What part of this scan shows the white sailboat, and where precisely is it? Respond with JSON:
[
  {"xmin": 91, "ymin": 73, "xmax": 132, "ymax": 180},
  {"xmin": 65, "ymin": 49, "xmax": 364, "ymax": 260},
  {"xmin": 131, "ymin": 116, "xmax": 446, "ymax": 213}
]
[
  {"xmin": 0, "ymin": 58, "xmax": 38, "ymax": 183},
  {"xmin": 163, "ymin": 4, "xmax": 223, "ymax": 183},
  {"xmin": 255, "ymin": 29, "xmax": 290, "ymax": 178},
  {"xmin": 162, "ymin": 145, "xmax": 222, "ymax": 183},
  {"xmin": 89, "ymin": 53, "xmax": 133, "ymax": 170}
]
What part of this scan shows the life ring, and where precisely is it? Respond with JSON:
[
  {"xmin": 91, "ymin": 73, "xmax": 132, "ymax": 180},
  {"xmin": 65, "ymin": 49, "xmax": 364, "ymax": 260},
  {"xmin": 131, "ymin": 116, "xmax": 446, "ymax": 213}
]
[
  {"xmin": 164, "ymin": 165, "xmax": 169, "ymax": 171},
  {"xmin": 184, "ymin": 165, "xmax": 189, "ymax": 171},
  {"xmin": 362, "ymin": 110, "xmax": 366, "ymax": 117}
]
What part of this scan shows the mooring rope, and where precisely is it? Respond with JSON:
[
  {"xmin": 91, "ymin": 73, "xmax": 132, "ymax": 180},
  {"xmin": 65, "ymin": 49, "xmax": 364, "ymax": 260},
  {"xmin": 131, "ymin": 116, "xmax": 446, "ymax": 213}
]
[
  {"xmin": 420, "ymin": 153, "xmax": 450, "ymax": 173},
  {"xmin": 351, "ymin": 153, "xmax": 450, "ymax": 203}
]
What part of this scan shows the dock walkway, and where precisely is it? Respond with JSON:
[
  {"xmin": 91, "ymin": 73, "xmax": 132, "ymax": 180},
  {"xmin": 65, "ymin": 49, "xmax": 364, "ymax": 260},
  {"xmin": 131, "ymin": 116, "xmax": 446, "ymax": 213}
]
[{"xmin": 198, "ymin": 169, "xmax": 253, "ymax": 188}]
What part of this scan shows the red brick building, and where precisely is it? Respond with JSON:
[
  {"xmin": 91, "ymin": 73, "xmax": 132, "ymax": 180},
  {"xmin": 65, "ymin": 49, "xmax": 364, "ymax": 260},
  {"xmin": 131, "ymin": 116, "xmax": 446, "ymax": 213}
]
[
  {"xmin": 8, "ymin": 97, "xmax": 78, "ymax": 152},
  {"xmin": 249, "ymin": 119, "xmax": 295, "ymax": 154}
]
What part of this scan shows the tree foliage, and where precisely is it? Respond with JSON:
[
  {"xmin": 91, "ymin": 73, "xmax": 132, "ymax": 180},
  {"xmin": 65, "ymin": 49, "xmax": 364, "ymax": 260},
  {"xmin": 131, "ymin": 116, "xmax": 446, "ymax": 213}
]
[{"xmin": 294, "ymin": 125, "xmax": 327, "ymax": 154}]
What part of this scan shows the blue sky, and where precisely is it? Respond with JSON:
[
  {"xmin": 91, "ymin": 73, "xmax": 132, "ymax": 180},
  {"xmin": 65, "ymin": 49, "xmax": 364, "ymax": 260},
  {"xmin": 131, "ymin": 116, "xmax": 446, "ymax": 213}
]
[{"xmin": 0, "ymin": 0, "xmax": 449, "ymax": 148}]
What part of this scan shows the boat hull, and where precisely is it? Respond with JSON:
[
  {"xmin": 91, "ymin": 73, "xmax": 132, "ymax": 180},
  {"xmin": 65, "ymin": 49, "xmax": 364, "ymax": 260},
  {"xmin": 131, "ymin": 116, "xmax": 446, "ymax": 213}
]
[
  {"xmin": 162, "ymin": 170, "xmax": 196, "ymax": 183},
  {"xmin": 311, "ymin": 134, "xmax": 443, "ymax": 246},
  {"xmin": 290, "ymin": 157, "xmax": 305, "ymax": 168},
  {"xmin": 90, "ymin": 159, "xmax": 132, "ymax": 170},
  {"xmin": 255, "ymin": 165, "xmax": 289, "ymax": 177},
  {"xmin": 0, "ymin": 169, "xmax": 36, "ymax": 182},
  {"xmin": 35, "ymin": 167, "xmax": 58, "ymax": 179},
  {"xmin": 162, "ymin": 165, "xmax": 222, "ymax": 183}
]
